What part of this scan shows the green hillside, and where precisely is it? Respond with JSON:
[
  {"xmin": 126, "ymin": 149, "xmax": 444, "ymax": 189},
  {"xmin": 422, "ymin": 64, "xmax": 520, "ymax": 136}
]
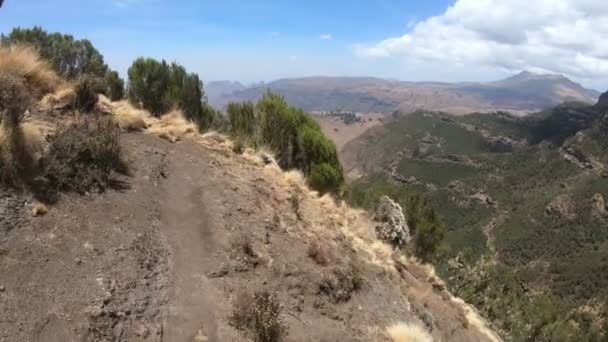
[{"xmin": 343, "ymin": 100, "xmax": 608, "ymax": 341}]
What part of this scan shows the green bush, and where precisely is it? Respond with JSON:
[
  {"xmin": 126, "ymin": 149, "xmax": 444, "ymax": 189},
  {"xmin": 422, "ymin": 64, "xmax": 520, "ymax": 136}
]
[
  {"xmin": 1, "ymin": 26, "xmax": 108, "ymax": 79},
  {"xmin": 104, "ymin": 70, "xmax": 124, "ymax": 101},
  {"xmin": 127, "ymin": 58, "xmax": 171, "ymax": 115},
  {"xmin": 227, "ymin": 101, "xmax": 255, "ymax": 138},
  {"xmin": 309, "ymin": 162, "xmax": 343, "ymax": 194},
  {"xmin": 406, "ymin": 194, "xmax": 445, "ymax": 261},
  {"xmin": 252, "ymin": 92, "xmax": 344, "ymax": 193},
  {"xmin": 42, "ymin": 116, "xmax": 127, "ymax": 194},
  {"xmin": 127, "ymin": 57, "xmax": 213, "ymax": 128}
]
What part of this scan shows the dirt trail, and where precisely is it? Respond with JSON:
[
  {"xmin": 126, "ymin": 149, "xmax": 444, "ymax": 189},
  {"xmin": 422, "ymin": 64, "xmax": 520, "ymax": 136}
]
[{"xmin": 160, "ymin": 144, "xmax": 223, "ymax": 342}]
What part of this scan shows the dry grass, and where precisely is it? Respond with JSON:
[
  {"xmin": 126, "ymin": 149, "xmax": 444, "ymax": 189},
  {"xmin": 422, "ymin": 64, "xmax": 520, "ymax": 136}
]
[
  {"xmin": 98, "ymin": 95, "xmax": 150, "ymax": 131},
  {"xmin": 32, "ymin": 201, "xmax": 48, "ymax": 217},
  {"xmin": 307, "ymin": 240, "xmax": 330, "ymax": 266},
  {"xmin": 19, "ymin": 122, "xmax": 46, "ymax": 162},
  {"xmin": 0, "ymin": 45, "xmax": 62, "ymax": 98},
  {"xmin": 147, "ymin": 109, "xmax": 198, "ymax": 143},
  {"xmin": 387, "ymin": 322, "xmax": 433, "ymax": 342}
]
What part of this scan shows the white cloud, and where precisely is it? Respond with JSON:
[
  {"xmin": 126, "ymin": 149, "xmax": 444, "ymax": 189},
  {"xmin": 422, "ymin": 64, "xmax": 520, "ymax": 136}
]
[
  {"xmin": 320, "ymin": 33, "xmax": 333, "ymax": 40},
  {"xmin": 354, "ymin": 0, "xmax": 608, "ymax": 80}
]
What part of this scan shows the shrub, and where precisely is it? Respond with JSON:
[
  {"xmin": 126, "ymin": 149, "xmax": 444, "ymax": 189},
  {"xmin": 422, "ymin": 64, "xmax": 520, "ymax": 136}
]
[
  {"xmin": 406, "ymin": 194, "xmax": 445, "ymax": 262},
  {"xmin": 227, "ymin": 101, "xmax": 256, "ymax": 138},
  {"xmin": 307, "ymin": 240, "xmax": 330, "ymax": 266},
  {"xmin": 104, "ymin": 70, "xmax": 124, "ymax": 101},
  {"xmin": 0, "ymin": 72, "xmax": 33, "ymax": 186},
  {"xmin": 230, "ymin": 290, "xmax": 286, "ymax": 342},
  {"xmin": 254, "ymin": 92, "xmax": 344, "ymax": 193},
  {"xmin": 127, "ymin": 58, "xmax": 171, "ymax": 115},
  {"xmin": 127, "ymin": 57, "xmax": 210, "ymax": 128},
  {"xmin": 1, "ymin": 26, "xmax": 108, "ymax": 79},
  {"xmin": 42, "ymin": 116, "xmax": 127, "ymax": 194},
  {"xmin": 308, "ymin": 162, "xmax": 343, "ymax": 194},
  {"xmin": 73, "ymin": 74, "xmax": 104, "ymax": 112},
  {"xmin": 318, "ymin": 265, "xmax": 364, "ymax": 303},
  {"xmin": 256, "ymin": 92, "xmax": 299, "ymax": 168}
]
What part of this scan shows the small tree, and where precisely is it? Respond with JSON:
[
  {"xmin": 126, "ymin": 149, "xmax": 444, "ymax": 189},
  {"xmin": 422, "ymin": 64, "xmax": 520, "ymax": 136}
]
[
  {"xmin": 227, "ymin": 101, "xmax": 256, "ymax": 138},
  {"xmin": 104, "ymin": 70, "xmax": 124, "ymax": 101},
  {"xmin": 1, "ymin": 26, "xmax": 108, "ymax": 79},
  {"xmin": 127, "ymin": 57, "xmax": 171, "ymax": 115},
  {"xmin": 405, "ymin": 194, "xmax": 445, "ymax": 262}
]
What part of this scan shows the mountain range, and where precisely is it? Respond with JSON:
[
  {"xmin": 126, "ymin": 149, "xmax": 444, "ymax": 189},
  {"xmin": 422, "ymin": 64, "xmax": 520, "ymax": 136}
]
[{"xmin": 207, "ymin": 72, "xmax": 600, "ymax": 115}]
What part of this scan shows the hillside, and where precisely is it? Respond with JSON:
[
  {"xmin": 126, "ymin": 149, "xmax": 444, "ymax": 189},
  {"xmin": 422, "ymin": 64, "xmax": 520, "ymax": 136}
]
[
  {"xmin": 0, "ymin": 45, "xmax": 500, "ymax": 341},
  {"xmin": 208, "ymin": 73, "xmax": 600, "ymax": 115},
  {"xmin": 340, "ymin": 97, "xmax": 608, "ymax": 340}
]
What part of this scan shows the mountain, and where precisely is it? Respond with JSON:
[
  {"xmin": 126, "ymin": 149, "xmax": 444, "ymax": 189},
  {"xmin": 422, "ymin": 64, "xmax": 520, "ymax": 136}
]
[
  {"xmin": 208, "ymin": 73, "xmax": 600, "ymax": 115},
  {"xmin": 339, "ymin": 93, "xmax": 608, "ymax": 340},
  {"xmin": 205, "ymin": 80, "xmax": 246, "ymax": 106}
]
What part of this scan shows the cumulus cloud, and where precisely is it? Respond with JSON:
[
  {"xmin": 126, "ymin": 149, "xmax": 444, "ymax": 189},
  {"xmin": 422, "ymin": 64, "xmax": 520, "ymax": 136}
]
[
  {"xmin": 354, "ymin": 0, "xmax": 608, "ymax": 79},
  {"xmin": 320, "ymin": 33, "xmax": 333, "ymax": 40}
]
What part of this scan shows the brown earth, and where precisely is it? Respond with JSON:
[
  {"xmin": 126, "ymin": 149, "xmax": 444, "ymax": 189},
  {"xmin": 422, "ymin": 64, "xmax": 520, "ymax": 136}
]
[{"xmin": 0, "ymin": 131, "xmax": 499, "ymax": 341}]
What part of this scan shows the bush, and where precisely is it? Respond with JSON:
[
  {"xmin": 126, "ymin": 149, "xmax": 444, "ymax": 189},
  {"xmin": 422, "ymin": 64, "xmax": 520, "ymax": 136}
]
[
  {"xmin": 253, "ymin": 92, "xmax": 344, "ymax": 193},
  {"xmin": 73, "ymin": 74, "xmax": 104, "ymax": 112},
  {"xmin": 1, "ymin": 26, "xmax": 108, "ymax": 79},
  {"xmin": 104, "ymin": 70, "xmax": 124, "ymax": 101},
  {"xmin": 308, "ymin": 162, "xmax": 343, "ymax": 194},
  {"xmin": 127, "ymin": 57, "xmax": 211, "ymax": 129},
  {"xmin": 406, "ymin": 194, "xmax": 445, "ymax": 262},
  {"xmin": 227, "ymin": 101, "xmax": 256, "ymax": 138},
  {"xmin": 230, "ymin": 290, "xmax": 286, "ymax": 342},
  {"xmin": 0, "ymin": 72, "xmax": 32, "ymax": 186},
  {"xmin": 42, "ymin": 116, "xmax": 127, "ymax": 194},
  {"xmin": 127, "ymin": 58, "xmax": 171, "ymax": 116}
]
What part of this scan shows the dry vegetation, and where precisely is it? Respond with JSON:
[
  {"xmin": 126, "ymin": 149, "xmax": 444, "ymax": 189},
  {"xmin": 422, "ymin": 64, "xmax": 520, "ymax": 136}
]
[
  {"xmin": 230, "ymin": 289, "xmax": 287, "ymax": 342},
  {"xmin": 0, "ymin": 45, "xmax": 63, "ymax": 98},
  {"xmin": 387, "ymin": 322, "xmax": 433, "ymax": 342}
]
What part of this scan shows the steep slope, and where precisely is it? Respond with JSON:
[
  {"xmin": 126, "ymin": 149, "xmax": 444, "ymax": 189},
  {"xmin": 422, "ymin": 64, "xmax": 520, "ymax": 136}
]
[
  {"xmin": 340, "ymin": 96, "xmax": 608, "ymax": 340},
  {"xmin": 0, "ymin": 128, "xmax": 500, "ymax": 341},
  {"xmin": 208, "ymin": 73, "xmax": 600, "ymax": 115}
]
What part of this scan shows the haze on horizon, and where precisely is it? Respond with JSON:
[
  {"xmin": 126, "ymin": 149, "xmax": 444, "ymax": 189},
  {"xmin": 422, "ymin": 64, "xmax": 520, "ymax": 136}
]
[{"xmin": 1, "ymin": 0, "xmax": 607, "ymax": 90}]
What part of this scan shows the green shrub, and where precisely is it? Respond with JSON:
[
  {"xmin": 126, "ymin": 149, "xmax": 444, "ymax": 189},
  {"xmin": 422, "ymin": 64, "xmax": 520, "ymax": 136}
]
[
  {"xmin": 1, "ymin": 26, "xmax": 108, "ymax": 79},
  {"xmin": 42, "ymin": 116, "xmax": 127, "ymax": 194},
  {"xmin": 227, "ymin": 101, "xmax": 255, "ymax": 138},
  {"xmin": 127, "ymin": 57, "xmax": 171, "ymax": 115},
  {"xmin": 127, "ymin": 57, "xmax": 212, "ymax": 128},
  {"xmin": 406, "ymin": 194, "xmax": 445, "ymax": 262},
  {"xmin": 253, "ymin": 92, "xmax": 344, "ymax": 193},
  {"xmin": 74, "ymin": 74, "xmax": 104, "ymax": 112},
  {"xmin": 308, "ymin": 162, "xmax": 343, "ymax": 194},
  {"xmin": 104, "ymin": 70, "xmax": 124, "ymax": 101}
]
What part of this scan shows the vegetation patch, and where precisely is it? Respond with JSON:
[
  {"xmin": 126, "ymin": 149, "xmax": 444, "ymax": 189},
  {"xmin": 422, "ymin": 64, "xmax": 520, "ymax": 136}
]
[
  {"xmin": 230, "ymin": 289, "xmax": 287, "ymax": 342},
  {"xmin": 42, "ymin": 116, "xmax": 127, "ymax": 194}
]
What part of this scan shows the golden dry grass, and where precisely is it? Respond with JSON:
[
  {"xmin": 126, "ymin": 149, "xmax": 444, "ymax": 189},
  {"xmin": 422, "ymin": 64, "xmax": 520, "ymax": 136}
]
[
  {"xmin": 20, "ymin": 122, "xmax": 46, "ymax": 162},
  {"xmin": 0, "ymin": 45, "xmax": 63, "ymax": 97},
  {"xmin": 32, "ymin": 201, "xmax": 49, "ymax": 217},
  {"xmin": 40, "ymin": 86, "xmax": 75, "ymax": 108},
  {"xmin": 97, "ymin": 95, "xmax": 150, "ymax": 132},
  {"xmin": 147, "ymin": 109, "xmax": 198, "ymax": 142},
  {"xmin": 387, "ymin": 322, "xmax": 433, "ymax": 342}
]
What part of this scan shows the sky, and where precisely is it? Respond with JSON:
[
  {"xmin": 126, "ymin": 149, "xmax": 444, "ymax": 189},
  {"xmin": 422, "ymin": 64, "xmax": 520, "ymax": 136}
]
[{"xmin": 1, "ymin": 0, "xmax": 607, "ymax": 90}]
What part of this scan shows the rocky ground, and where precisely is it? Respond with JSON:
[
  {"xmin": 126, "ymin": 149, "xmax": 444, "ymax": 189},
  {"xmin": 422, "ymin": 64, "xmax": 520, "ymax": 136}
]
[{"xmin": 0, "ymin": 132, "xmax": 499, "ymax": 341}]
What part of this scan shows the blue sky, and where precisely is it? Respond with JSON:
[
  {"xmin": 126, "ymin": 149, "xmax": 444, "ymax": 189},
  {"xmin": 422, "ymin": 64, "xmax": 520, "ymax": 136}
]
[{"xmin": 1, "ymin": 0, "xmax": 607, "ymax": 89}]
